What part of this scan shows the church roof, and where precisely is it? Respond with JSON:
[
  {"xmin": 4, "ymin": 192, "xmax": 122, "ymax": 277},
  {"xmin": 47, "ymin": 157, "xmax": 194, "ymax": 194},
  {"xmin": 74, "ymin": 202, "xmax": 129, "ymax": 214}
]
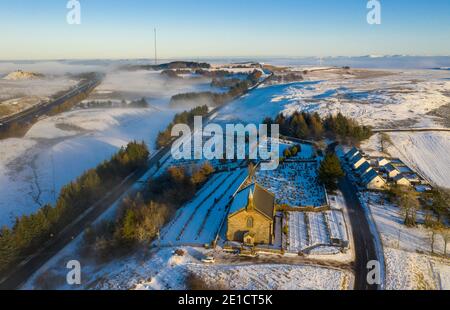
[{"xmin": 228, "ymin": 183, "xmax": 275, "ymax": 220}]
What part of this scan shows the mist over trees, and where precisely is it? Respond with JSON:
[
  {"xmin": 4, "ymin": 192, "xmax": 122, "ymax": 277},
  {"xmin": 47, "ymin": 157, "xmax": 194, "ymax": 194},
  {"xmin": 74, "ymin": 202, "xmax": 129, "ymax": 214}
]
[{"xmin": 169, "ymin": 70, "xmax": 263, "ymax": 108}]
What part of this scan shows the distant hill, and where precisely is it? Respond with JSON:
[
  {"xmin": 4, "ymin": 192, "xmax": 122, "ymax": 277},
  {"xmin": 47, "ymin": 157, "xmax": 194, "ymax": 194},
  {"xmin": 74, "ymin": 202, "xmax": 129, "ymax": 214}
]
[
  {"xmin": 3, "ymin": 70, "xmax": 45, "ymax": 80},
  {"xmin": 123, "ymin": 61, "xmax": 211, "ymax": 72}
]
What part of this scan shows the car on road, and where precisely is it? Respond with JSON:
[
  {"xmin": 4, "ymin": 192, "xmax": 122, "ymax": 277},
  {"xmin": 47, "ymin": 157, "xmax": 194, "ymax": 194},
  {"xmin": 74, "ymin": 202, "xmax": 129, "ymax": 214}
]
[{"xmin": 201, "ymin": 256, "xmax": 215, "ymax": 264}]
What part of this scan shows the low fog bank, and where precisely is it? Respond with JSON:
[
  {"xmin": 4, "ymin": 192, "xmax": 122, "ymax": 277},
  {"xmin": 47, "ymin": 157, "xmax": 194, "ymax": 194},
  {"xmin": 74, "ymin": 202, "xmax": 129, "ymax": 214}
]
[{"xmin": 94, "ymin": 69, "xmax": 214, "ymax": 102}]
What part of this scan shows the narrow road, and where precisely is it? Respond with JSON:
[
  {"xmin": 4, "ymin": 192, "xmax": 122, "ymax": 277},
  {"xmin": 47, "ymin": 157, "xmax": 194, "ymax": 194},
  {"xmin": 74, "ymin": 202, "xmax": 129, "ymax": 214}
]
[{"xmin": 338, "ymin": 175, "xmax": 379, "ymax": 290}]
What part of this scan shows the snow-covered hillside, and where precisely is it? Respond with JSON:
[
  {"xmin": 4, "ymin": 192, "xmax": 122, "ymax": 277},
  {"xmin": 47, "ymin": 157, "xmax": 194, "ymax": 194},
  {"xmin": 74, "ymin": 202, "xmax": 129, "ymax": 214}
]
[
  {"xmin": 0, "ymin": 69, "xmax": 216, "ymax": 227},
  {"xmin": 387, "ymin": 132, "xmax": 450, "ymax": 189}
]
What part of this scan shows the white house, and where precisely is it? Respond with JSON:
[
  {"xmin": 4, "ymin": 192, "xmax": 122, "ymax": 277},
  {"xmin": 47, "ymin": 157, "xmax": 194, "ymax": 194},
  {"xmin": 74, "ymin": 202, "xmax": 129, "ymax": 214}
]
[
  {"xmin": 350, "ymin": 153, "xmax": 367, "ymax": 170},
  {"xmin": 374, "ymin": 157, "xmax": 390, "ymax": 168},
  {"xmin": 394, "ymin": 175, "xmax": 411, "ymax": 187},
  {"xmin": 361, "ymin": 170, "xmax": 387, "ymax": 190},
  {"xmin": 384, "ymin": 163, "xmax": 401, "ymax": 179}
]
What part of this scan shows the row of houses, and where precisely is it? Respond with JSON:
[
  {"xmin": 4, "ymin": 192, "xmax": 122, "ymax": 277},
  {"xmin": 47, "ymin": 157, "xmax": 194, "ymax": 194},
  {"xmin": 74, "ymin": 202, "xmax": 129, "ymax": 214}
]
[
  {"xmin": 345, "ymin": 148, "xmax": 386, "ymax": 189},
  {"xmin": 343, "ymin": 147, "xmax": 431, "ymax": 191}
]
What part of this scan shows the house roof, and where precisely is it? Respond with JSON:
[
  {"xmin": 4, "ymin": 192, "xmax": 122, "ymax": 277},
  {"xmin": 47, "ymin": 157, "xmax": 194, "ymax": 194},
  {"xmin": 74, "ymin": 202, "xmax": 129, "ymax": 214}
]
[
  {"xmin": 361, "ymin": 169, "xmax": 384, "ymax": 185},
  {"xmin": 350, "ymin": 153, "xmax": 364, "ymax": 165},
  {"xmin": 229, "ymin": 183, "xmax": 275, "ymax": 220},
  {"xmin": 384, "ymin": 163, "xmax": 399, "ymax": 173},
  {"xmin": 376, "ymin": 157, "xmax": 390, "ymax": 166},
  {"xmin": 356, "ymin": 161, "xmax": 372, "ymax": 174},
  {"xmin": 393, "ymin": 174, "xmax": 410, "ymax": 182},
  {"xmin": 345, "ymin": 147, "xmax": 359, "ymax": 161}
]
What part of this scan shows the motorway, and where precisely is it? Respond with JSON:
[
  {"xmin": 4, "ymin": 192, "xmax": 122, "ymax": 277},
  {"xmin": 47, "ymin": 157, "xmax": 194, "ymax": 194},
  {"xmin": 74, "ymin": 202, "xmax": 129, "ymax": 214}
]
[{"xmin": 0, "ymin": 76, "xmax": 101, "ymax": 133}]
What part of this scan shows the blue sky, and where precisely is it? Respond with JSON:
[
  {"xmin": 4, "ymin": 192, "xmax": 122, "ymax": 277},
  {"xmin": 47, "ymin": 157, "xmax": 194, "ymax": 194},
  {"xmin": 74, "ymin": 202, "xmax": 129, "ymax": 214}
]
[{"xmin": 0, "ymin": 0, "xmax": 449, "ymax": 60}]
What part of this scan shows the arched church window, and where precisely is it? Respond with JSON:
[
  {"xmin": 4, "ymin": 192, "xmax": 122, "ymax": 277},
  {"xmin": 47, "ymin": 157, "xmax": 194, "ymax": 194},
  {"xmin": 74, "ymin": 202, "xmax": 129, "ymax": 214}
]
[{"xmin": 247, "ymin": 217, "xmax": 254, "ymax": 228}]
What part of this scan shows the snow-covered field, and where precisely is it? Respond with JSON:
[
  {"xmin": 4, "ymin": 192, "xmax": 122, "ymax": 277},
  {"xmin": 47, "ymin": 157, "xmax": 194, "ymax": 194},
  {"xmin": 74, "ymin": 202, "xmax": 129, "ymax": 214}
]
[
  {"xmin": 184, "ymin": 263, "xmax": 353, "ymax": 290},
  {"xmin": 362, "ymin": 192, "xmax": 450, "ymax": 290},
  {"xmin": 215, "ymin": 69, "xmax": 450, "ymax": 129},
  {"xmin": 24, "ymin": 245, "xmax": 353, "ymax": 290},
  {"xmin": 280, "ymin": 70, "xmax": 450, "ymax": 128},
  {"xmin": 361, "ymin": 131, "xmax": 450, "ymax": 189},
  {"xmin": 387, "ymin": 132, "xmax": 450, "ymax": 189},
  {"xmin": 0, "ymin": 108, "xmax": 175, "ymax": 227},
  {"xmin": 214, "ymin": 81, "xmax": 321, "ymax": 125},
  {"xmin": 256, "ymin": 161, "xmax": 327, "ymax": 208}
]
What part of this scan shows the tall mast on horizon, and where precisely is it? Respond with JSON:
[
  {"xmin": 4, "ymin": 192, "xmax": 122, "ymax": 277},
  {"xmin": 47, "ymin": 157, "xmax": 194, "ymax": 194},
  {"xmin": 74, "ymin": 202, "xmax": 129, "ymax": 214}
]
[{"xmin": 154, "ymin": 28, "xmax": 158, "ymax": 65}]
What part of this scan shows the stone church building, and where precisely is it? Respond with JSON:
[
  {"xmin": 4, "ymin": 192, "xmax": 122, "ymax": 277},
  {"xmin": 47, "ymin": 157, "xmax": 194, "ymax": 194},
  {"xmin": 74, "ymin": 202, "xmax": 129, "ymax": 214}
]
[{"xmin": 226, "ymin": 183, "xmax": 275, "ymax": 246}]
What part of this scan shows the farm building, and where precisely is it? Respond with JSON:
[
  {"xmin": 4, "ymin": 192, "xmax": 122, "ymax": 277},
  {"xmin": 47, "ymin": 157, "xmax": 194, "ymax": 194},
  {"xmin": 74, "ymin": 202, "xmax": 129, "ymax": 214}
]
[{"xmin": 227, "ymin": 183, "xmax": 276, "ymax": 246}]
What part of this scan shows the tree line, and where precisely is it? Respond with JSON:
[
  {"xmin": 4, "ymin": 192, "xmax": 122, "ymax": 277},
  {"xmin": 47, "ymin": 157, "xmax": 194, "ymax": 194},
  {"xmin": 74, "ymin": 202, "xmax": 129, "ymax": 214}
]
[
  {"xmin": 387, "ymin": 185, "xmax": 449, "ymax": 255},
  {"xmin": 82, "ymin": 163, "xmax": 215, "ymax": 261},
  {"xmin": 156, "ymin": 105, "xmax": 209, "ymax": 148},
  {"xmin": 0, "ymin": 141, "xmax": 150, "ymax": 275},
  {"xmin": 264, "ymin": 111, "xmax": 373, "ymax": 143}
]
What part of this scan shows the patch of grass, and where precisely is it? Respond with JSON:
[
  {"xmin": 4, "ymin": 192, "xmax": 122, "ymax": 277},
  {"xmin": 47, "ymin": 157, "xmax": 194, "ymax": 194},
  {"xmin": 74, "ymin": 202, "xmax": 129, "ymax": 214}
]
[{"xmin": 185, "ymin": 271, "xmax": 228, "ymax": 290}]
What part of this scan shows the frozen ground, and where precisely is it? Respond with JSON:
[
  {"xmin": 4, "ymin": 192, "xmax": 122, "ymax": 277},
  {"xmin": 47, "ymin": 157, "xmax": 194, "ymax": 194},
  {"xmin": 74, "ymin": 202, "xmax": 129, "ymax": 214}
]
[
  {"xmin": 362, "ymin": 192, "xmax": 450, "ymax": 290},
  {"xmin": 282, "ymin": 70, "xmax": 450, "ymax": 128},
  {"xmin": 361, "ymin": 132, "xmax": 450, "ymax": 189},
  {"xmin": 256, "ymin": 161, "xmax": 327, "ymax": 208},
  {"xmin": 387, "ymin": 132, "xmax": 450, "ymax": 189},
  {"xmin": 213, "ymin": 81, "xmax": 321, "ymax": 125},
  {"xmin": 214, "ymin": 69, "xmax": 450, "ymax": 130}
]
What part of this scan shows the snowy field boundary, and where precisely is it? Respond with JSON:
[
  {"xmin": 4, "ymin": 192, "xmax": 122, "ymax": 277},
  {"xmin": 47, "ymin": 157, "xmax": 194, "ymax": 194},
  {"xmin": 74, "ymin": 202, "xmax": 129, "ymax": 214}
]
[{"xmin": 357, "ymin": 193, "xmax": 386, "ymax": 290}]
